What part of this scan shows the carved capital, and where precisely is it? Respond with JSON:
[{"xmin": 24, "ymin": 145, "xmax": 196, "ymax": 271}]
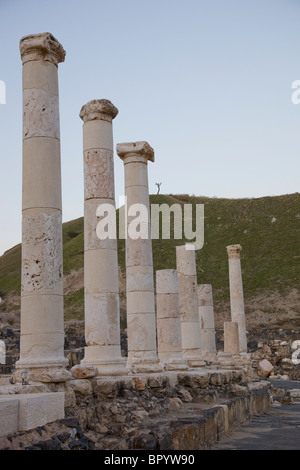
[
  {"xmin": 79, "ymin": 99, "xmax": 118, "ymax": 123},
  {"xmin": 226, "ymin": 244, "xmax": 242, "ymax": 259},
  {"xmin": 116, "ymin": 141, "xmax": 155, "ymax": 162},
  {"xmin": 20, "ymin": 33, "xmax": 66, "ymax": 65}
]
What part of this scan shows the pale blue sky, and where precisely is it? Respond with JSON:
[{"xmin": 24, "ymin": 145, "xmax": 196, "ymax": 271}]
[{"xmin": 0, "ymin": 0, "xmax": 300, "ymax": 255}]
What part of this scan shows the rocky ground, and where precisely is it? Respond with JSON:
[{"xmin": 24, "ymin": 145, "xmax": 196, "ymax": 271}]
[
  {"xmin": 1, "ymin": 321, "xmax": 300, "ymax": 379},
  {"xmin": 1, "ymin": 320, "xmax": 299, "ymax": 450}
]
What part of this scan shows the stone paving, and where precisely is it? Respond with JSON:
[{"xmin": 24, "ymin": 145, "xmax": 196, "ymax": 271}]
[{"xmin": 212, "ymin": 379, "xmax": 300, "ymax": 450}]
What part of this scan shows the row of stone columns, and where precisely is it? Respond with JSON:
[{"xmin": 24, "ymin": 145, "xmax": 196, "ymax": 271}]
[{"xmin": 16, "ymin": 32, "xmax": 248, "ymax": 381}]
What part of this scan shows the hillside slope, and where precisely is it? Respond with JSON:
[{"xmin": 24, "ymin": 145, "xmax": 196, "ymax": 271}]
[{"xmin": 0, "ymin": 193, "xmax": 299, "ymax": 329}]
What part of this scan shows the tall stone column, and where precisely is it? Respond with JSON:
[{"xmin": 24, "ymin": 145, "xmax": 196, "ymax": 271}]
[
  {"xmin": 117, "ymin": 141, "xmax": 161, "ymax": 373},
  {"xmin": 16, "ymin": 33, "xmax": 68, "ymax": 381},
  {"xmin": 197, "ymin": 284, "xmax": 217, "ymax": 360},
  {"xmin": 156, "ymin": 269, "xmax": 188, "ymax": 371},
  {"xmin": 79, "ymin": 99, "xmax": 127, "ymax": 375},
  {"xmin": 226, "ymin": 244, "xmax": 247, "ymax": 353},
  {"xmin": 176, "ymin": 245, "xmax": 205, "ymax": 367}
]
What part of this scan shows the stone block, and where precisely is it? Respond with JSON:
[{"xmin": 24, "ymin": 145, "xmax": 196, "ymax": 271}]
[
  {"xmin": 124, "ymin": 160, "xmax": 149, "ymax": 188},
  {"xmin": 84, "ymin": 198, "xmax": 117, "ymax": 251},
  {"xmin": 132, "ymin": 376, "xmax": 147, "ymax": 391},
  {"xmin": 71, "ymin": 364, "xmax": 98, "ymax": 379},
  {"xmin": 84, "ymin": 148, "xmax": 114, "ymax": 200},
  {"xmin": 0, "ymin": 392, "xmax": 64, "ymax": 434},
  {"xmin": 176, "ymin": 245, "xmax": 197, "ymax": 276},
  {"xmin": 17, "ymin": 392, "xmax": 65, "ymax": 431},
  {"xmin": 23, "ymin": 137, "xmax": 62, "ymax": 210},
  {"xmin": 258, "ymin": 359, "xmax": 274, "ymax": 378},
  {"xmin": 126, "ymin": 265, "xmax": 154, "ymax": 293},
  {"xmin": 127, "ymin": 313, "xmax": 157, "ymax": 351},
  {"xmin": 67, "ymin": 379, "xmax": 92, "ymax": 397},
  {"xmin": 84, "ymin": 292, "xmax": 120, "ymax": 346},
  {"xmin": 127, "ymin": 291, "xmax": 155, "ymax": 315},
  {"xmin": 83, "ymin": 119, "xmax": 113, "ymax": 152},
  {"xmin": 84, "ymin": 248, "xmax": 119, "ymax": 294},
  {"xmin": 0, "ymin": 398, "xmax": 19, "ymax": 437}
]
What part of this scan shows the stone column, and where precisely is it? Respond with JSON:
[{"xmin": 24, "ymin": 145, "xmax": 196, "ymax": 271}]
[
  {"xmin": 79, "ymin": 99, "xmax": 127, "ymax": 375},
  {"xmin": 197, "ymin": 284, "xmax": 217, "ymax": 360},
  {"xmin": 117, "ymin": 141, "xmax": 161, "ymax": 373},
  {"xmin": 226, "ymin": 244, "xmax": 247, "ymax": 353},
  {"xmin": 156, "ymin": 269, "xmax": 188, "ymax": 371},
  {"xmin": 224, "ymin": 322, "xmax": 240, "ymax": 355},
  {"xmin": 176, "ymin": 245, "xmax": 205, "ymax": 367},
  {"xmin": 16, "ymin": 33, "xmax": 69, "ymax": 381}
]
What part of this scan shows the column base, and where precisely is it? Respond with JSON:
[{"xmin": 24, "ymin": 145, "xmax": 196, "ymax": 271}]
[
  {"xmin": 182, "ymin": 349, "xmax": 206, "ymax": 368},
  {"xmin": 14, "ymin": 357, "xmax": 70, "ymax": 383},
  {"xmin": 81, "ymin": 346, "xmax": 128, "ymax": 376},
  {"xmin": 201, "ymin": 353, "xmax": 220, "ymax": 366},
  {"xmin": 160, "ymin": 358, "xmax": 189, "ymax": 372},
  {"xmin": 232, "ymin": 353, "xmax": 253, "ymax": 376},
  {"xmin": 236, "ymin": 352, "xmax": 251, "ymax": 362},
  {"xmin": 217, "ymin": 352, "xmax": 243, "ymax": 370},
  {"xmin": 127, "ymin": 353, "xmax": 163, "ymax": 374}
]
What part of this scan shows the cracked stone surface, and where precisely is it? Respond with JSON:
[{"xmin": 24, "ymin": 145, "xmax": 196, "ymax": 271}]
[
  {"xmin": 22, "ymin": 211, "xmax": 63, "ymax": 294},
  {"xmin": 23, "ymin": 88, "xmax": 60, "ymax": 140}
]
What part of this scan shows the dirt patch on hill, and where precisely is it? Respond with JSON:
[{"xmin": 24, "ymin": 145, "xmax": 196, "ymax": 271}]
[
  {"xmin": 63, "ymin": 267, "xmax": 84, "ymax": 295},
  {"xmin": 214, "ymin": 287, "xmax": 300, "ymax": 329}
]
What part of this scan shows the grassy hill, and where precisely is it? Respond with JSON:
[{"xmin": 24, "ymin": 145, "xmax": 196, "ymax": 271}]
[{"xmin": 1, "ymin": 193, "xmax": 300, "ymax": 328}]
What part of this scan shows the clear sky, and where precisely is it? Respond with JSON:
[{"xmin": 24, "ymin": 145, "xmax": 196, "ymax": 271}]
[{"xmin": 0, "ymin": 0, "xmax": 300, "ymax": 256}]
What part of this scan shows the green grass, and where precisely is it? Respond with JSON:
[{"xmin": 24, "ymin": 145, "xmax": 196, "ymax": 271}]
[
  {"xmin": 1, "ymin": 193, "xmax": 299, "ymax": 321},
  {"xmin": 64, "ymin": 288, "xmax": 84, "ymax": 322}
]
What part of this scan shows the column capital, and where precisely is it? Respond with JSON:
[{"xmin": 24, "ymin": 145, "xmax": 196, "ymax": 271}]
[
  {"xmin": 116, "ymin": 141, "xmax": 155, "ymax": 162},
  {"xmin": 79, "ymin": 99, "xmax": 118, "ymax": 123},
  {"xmin": 226, "ymin": 244, "xmax": 242, "ymax": 259},
  {"xmin": 20, "ymin": 33, "xmax": 66, "ymax": 66}
]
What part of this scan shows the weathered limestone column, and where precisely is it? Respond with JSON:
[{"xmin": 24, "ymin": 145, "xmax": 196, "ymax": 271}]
[
  {"xmin": 16, "ymin": 33, "xmax": 69, "ymax": 381},
  {"xmin": 156, "ymin": 269, "xmax": 188, "ymax": 371},
  {"xmin": 79, "ymin": 99, "xmax": 127, "ymax": 375},
  {"xmin": 224, "ymin": 322, "xmax": 240, "ymax": 355},
  {"xmin": 217, "ymin": 321, "xmax": 238, "ymax": 369},
  {"xmin": 176, "ymin": 245, "xmax": 205, "ymax": 367},
  {"xmin": 117, "ymin": 141, "xmax": 161, "ymax": 373},
  {"xmin": 197, "ymin": 284, "xmax": 217, "ymax": 360},
  {"xmin": 226, "ymin": 244, "xmax": 247, "ymax": 353}
]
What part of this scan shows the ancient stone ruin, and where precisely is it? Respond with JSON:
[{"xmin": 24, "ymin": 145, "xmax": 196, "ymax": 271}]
[{"xmin": 0, "ymin": 32, "xmax": 295, "ymax": 451}]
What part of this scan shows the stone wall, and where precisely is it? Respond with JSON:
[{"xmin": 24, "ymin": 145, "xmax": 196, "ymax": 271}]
[{"xmin": 0, "ymin": 366, "xmax": 272, "ymax": 450}]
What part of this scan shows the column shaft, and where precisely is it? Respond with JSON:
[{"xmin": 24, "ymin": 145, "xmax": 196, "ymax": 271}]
[
  {"xmin": 80, "ymin": 99, "xmax": 126, "ymax": 375},
  {"xmin": 117, "ymin": 141, "xmax": 161, "ymax": 373},
  {"xmin": 176, "ymin": 245, "xmax": 205, "ymax": 367},
  {"xmin": 197, "ymin": 284, "xmax": 217, "ymax": 359},
  {"xmin": 16, "ymin": 33, "xmax": 68, "ymax": 380},
  {"xmin": 224, "ymin": 321, "xmax": 240, "ymax": 355},
  {"xmin": 226, "ymin": 244, "xmax": 247, "ymax": 353},
  {"xmin": 156, "ymin": 269, "xmax": 188, "ymax": 370}
]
